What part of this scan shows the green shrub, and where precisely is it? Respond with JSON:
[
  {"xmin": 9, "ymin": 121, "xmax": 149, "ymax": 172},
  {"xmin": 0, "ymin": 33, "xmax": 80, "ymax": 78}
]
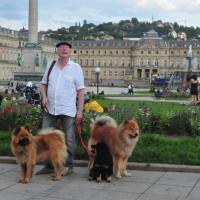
[
  {"xmin": 166, "ymin": 110, "xmax": 192, "ymax": 135},
  {"xmin": 0, "ymin": 108, "xmax": 17, "ymax": 131}
]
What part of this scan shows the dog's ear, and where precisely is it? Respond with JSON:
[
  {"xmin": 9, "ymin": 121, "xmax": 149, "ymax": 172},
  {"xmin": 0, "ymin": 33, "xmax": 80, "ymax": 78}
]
[
  {"xmin": 24, "ymin": 126, "xmax": 30, "ymax": 132},
  {"xmin": 12, "ymin": 126, "xmax": 21, "ymax": 136},
  {"xmin": 91, "ymin": 145, "xmax": 97, "ymax": 154},
  {"xmin": 123, "ymin": 120, "xmax": 129, "ymax": 125}
]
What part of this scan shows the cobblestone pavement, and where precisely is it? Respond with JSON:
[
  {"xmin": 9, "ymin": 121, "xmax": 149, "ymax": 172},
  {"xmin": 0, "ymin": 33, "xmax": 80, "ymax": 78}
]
[{"xmin": 0, "ymin": 163, "xmax": 200, "ymax": 200}]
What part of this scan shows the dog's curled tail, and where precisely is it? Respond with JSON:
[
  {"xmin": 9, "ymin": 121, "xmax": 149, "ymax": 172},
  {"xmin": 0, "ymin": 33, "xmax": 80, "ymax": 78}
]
[
  {"xmin": 38, "ymin": 128, "xmax": 65, "ymax": 141},
  {"xmin": 90, "ymin": 115, "xmax": 117, "ymax": 132},
  {"xmin": 38, "ymin": 128, "xmax": 67, "ymax": 163}
]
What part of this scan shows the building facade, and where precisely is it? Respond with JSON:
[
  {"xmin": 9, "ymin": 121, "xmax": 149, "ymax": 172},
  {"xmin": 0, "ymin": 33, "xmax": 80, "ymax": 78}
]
[{"xmin": 0, "ymin": 27, "xmax": 200, "ymax": 85}]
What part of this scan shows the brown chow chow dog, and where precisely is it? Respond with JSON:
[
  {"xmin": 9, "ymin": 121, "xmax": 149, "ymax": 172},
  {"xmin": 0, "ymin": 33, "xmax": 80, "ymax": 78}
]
[
  {"xmin": 88, "ymin": 115, "xmax": 140, "ymax": 178},
  {"xmin": 11, "ymin": 126, "xmax": 67, "ymax": 183}
]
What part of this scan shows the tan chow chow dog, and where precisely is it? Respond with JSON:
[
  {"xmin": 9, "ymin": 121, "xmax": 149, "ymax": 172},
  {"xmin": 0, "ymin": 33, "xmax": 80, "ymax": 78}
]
[
  {"xmin": 88, "ymin": 115, "xmax": 140, "ymax": 178},
  {"xmin": 11, "ymin": 126, "xmax": 67, "ymax": 183}
]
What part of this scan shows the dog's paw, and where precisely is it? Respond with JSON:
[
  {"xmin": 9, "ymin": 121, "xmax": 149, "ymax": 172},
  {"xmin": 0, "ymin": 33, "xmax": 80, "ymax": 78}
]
[
  {"xmin": 96, "ymin": 176, "xmax": 101, "ymax": 182},
  {"xmin": 20, "ymin": 178, "xmax": 29, "ymax": 184},
  {"xmin": 52, "ymin": 176, "xmax": 61, "ymax": 181},
  {"xmin": 122, "ymin": 171, "xmax": 132, "ymax": 177},
  {"xmin": 106, "ymin": 176, "xmax": 112, "ymax": 182},
  {"xmin": 115, "ymin": 174, "xmax": 122, "ymax": 179}
]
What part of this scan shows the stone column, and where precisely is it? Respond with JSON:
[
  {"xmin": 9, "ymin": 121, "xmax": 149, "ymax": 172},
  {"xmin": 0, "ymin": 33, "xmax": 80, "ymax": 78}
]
[{"xmin": 28, "ymin": 0, "xmax": 38, "ymax": 44}]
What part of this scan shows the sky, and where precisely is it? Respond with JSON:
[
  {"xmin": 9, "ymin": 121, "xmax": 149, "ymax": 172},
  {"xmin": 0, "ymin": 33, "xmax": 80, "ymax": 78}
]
[{"xmin": 0, "ymin": 0, "xmax": 200, "ymax": 31}]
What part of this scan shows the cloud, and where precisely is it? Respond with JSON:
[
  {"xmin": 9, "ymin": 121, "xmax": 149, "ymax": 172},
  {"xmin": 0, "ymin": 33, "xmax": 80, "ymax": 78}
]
[
  {"xmin": 127, "ymin": 0, "xmax": 200, "ymax": 13},
  {"xmin": 0, "ymin": 0, "xmax": 200, "ymax": 30}
]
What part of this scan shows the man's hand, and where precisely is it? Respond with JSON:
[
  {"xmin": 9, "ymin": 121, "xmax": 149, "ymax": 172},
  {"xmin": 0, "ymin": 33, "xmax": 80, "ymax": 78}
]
[
  {"xmin": 76, "ymin": 110, "xmax": 83, "ymax": 125},
  {"xmin": 42, "ymin": 96, "xmax": 48, "ymax": 108}
]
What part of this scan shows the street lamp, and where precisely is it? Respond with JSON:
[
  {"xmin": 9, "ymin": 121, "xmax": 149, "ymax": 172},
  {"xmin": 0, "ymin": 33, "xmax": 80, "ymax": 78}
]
[{"xmin": 95, "ymin": 67, "xmax": 101, "ymax": 95}]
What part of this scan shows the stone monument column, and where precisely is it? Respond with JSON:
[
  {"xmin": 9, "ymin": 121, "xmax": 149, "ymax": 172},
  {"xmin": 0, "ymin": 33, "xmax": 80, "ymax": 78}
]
[
  {"xmin": 28, "ymin": 0, "xmax": 38, "ymax": 44},
  {"xmin": 15, "ymin": 0, "xmax": 43, "ymax": 81},
  {"xmin": 22, "ymin": 0, "xmax": 41, "ymax": 71}
]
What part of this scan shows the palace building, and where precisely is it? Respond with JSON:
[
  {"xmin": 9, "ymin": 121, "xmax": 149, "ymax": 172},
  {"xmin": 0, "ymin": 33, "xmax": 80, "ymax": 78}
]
[{"xmin": 0, "ymin": 27, "xmax": 200, "ymax": 86}]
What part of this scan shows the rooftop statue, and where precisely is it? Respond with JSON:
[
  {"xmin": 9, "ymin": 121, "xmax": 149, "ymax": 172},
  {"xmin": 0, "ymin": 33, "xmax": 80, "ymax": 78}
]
[
  {"xmin": 17, "ymin": 53, "xmax": 23, "ymax": 66},
  {"xmin": 35, "ymin": 53, "xmax": 40, "ymax": 66}
]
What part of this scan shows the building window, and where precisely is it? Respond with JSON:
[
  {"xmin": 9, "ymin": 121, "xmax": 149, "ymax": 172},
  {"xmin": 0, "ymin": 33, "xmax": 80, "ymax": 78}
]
[
  {"xmin": 122, "ymin": 51, "xmax": 125, "ymax": 54},
  {"xmin": 155, "ymin": 59, "xmax": 158, "ymax": 66},
  {"xmin": 148, "ymin": 59, "xmax": 151, "ymax": 65},
  {"xmin": 74, "ymin": 50, "xmax": 77, "ymax": 54},
  {"xmin": 164, "ymin": 60, "xmax": 167, "ymax": 67},
  {"xmin": 116, "ymin": 50, "xmax": 118, "ymax": 54},
  {"xmin": 141, "ymin": 50, "xmax": 144, "ymax": 54},
  {"xmin": 80, "ymin": 50, "xmax": 82, "ymax": 54},
  {"xmin": 155, "ymin": 50, "xmax": 159, "ymax": 54},
  {"xmin": 171, "ymin": 51, "xmax": 174, "ymax": 54},
  {"xmin": 148, "ymin": 50, "xmax": 151, "ymax": 54},
  {"xmin": 86, "ymin": 50, "xmax": 88, "ymax": 54},
  {"xmin": 140, "ymin": 58, "xmax": 144, "ymax": 66},
  {"xmin": 110, "ymin": 51, "xmax": 112, "ymax": 54}
]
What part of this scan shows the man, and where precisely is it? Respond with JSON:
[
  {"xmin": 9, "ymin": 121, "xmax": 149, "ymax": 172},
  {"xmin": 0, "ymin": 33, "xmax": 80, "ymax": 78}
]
[{"xmin": 36, "ymin": 41, "xmax": 85, "ymax": 176}]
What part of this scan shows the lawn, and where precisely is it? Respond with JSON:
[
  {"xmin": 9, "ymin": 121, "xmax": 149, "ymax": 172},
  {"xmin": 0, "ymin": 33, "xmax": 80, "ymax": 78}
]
[
  {"xmin": 3, "ymin": 131, "xmax": 200, "ymax": 166},
  {"xmin": 1, "ymin": 98, "xmax": 200, "ymax": 166}
]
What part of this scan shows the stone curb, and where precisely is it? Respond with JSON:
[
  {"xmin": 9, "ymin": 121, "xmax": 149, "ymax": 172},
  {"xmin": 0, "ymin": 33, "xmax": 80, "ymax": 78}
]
[{"xmin": 1, "ymin": 156, "xmax": 200, "ymax": 173}]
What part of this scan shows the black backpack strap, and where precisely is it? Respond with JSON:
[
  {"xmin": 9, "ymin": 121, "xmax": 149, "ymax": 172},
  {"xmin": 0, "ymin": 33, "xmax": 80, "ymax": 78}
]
[{"xmin": 47, "ymin": 60, "xmax": 56, "ymax": 86}]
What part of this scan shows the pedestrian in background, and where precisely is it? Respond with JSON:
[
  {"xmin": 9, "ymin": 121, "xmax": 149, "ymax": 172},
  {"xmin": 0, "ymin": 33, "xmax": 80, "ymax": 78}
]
[{"xmin": 190, "ymin": 74, "xmax": 199, "ymax": 105}]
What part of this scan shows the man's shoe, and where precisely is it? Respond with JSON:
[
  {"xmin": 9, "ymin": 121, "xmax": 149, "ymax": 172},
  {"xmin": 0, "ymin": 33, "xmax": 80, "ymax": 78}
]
[
  {"xmin": 35, "ymin": 167, "xmax": 54, "ymax": 175},
  {"xmin": 62, "ymin": 167, "xmax": 73, "ymax": 176}
]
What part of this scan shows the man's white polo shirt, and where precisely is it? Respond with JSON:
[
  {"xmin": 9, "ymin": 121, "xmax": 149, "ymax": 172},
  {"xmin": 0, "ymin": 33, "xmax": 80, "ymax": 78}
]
[{"xmin": 41, "ymin": 60, "xmax": 84, "ymax": 117}]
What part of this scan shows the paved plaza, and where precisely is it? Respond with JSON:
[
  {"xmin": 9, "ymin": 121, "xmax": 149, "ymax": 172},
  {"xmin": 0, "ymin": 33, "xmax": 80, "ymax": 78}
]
[
  {"xmin": 0, "ymin": 86, "xmax": 193, "ymax": 199},
  {"xmin": 0, "ymin": 163, "xmax": 200, "ymax": 200}
]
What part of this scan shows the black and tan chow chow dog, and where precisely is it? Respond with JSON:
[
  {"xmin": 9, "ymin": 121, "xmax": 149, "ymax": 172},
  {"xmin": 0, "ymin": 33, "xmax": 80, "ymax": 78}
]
[{"xmin": 89, "ymin": 141, "xmax": 113, "ymax": 182}]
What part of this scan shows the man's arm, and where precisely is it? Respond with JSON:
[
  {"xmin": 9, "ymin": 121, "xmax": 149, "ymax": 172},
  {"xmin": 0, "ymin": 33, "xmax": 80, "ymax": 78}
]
[
  {"xmin": 40, "ymin": 83, "xmax": 48, "ymax": 108},
  {"xmin": 76, "ymin": 88, "xmax": 85, "ymax": 123}
]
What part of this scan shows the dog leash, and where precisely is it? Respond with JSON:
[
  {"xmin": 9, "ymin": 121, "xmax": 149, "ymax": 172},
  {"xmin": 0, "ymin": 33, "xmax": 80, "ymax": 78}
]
[
  {"xmin": 76, "ymin": 120, "xmax": 95, "ymax": 159},
  {"xmin": 43, "ymin": 107, "xmax": 94, "ymax": 158}
]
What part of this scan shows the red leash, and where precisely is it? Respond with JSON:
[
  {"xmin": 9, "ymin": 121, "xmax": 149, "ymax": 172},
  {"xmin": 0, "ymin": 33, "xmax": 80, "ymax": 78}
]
[{"xmin": 76, "ymin": 121, "xmax": 95, "ymax": 158}]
